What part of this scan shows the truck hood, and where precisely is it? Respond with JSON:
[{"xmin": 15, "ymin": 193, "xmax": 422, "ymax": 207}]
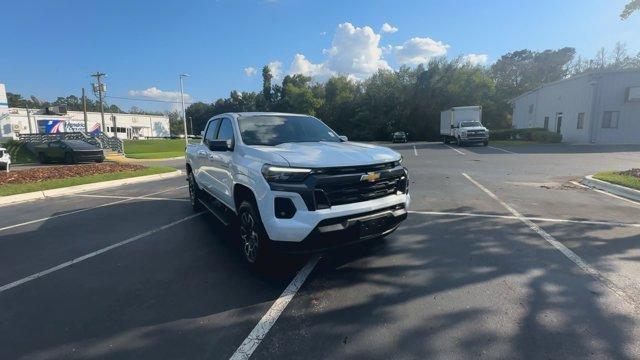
[
  {"xmin": 461, "ymin": 126, "xmax": 487, "ymax": 131},
  {"xmin": 252, "ymin": 141, "xmax": 401, "ymax": 168}
]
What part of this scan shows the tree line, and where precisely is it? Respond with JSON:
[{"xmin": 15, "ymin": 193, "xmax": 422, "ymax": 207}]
[{"xmin": 184, "ymin": 43, "xmax": 640, "ymax": 141}]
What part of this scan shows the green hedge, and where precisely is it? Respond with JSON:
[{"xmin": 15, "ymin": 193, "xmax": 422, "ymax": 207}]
[{"xmin": 490, "ymin": 128, "xmax": 562, "ymax": 143}]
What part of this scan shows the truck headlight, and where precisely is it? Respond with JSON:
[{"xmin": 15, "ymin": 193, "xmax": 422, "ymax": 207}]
[{"xmin": 262, "ymin": 164, "xmax": 311, "ymax": 183}]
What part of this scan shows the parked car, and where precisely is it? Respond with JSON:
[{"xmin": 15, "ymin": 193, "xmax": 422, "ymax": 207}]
[
  {"xmin": 392, "ymin": 131, "xmax": 408, "ymax": 143},
  {"xmin": 186, "ymin": 112, "xmax": 410, "ymax": 267},
  {"xmin": 0, "ymin": 146, "xmax": 11, "ymax": 171},
  {"xmin": 35, "ymin": 140, "xmax": 105, "ymax": 164}
]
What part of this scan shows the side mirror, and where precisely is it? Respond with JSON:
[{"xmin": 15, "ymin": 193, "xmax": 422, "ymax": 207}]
[
  {"xmin": 208, "ymin": 139, "xmax": 233, "ymax": 151},
  {"xmin": 200, "ymin": 131, "xmax": 205, "ymax": 137},
  {"xmin": 451, "ymin": 125, "xmax": 456, "ymax": 129},
  {"xmin": 339, "ymin": 135, "xmax": 348, "ymax": 142}
]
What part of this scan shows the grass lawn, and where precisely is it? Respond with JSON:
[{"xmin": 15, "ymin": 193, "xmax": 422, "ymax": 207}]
[
  {"xmin": 123, "ymin": 139, "xmax": 187, "ymax": 159},
  {"xmin": 1, "ymin": 140, "xmax": 38, "ymax": 164},
  {"xmin": 0, "ymin": 166, "xmax": 176, "ymax": 197},
  {"xmin": 593, "ymin": 171, "xmax": 640, "ymax": 191}
]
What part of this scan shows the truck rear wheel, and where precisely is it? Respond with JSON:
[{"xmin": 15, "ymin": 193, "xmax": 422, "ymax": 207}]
[{"xmin": 238, "ymin": 200, "xmax": 269, "ymax": 268}]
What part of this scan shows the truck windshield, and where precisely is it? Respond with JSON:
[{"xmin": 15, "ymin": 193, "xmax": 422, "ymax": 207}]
[
  {"xmin": 237, "ymin": 115, "xmax": 341, "ymax": 146},
  {"xmin": 460, "ymin": 121, "xmax": 482, "ymax": 128}
]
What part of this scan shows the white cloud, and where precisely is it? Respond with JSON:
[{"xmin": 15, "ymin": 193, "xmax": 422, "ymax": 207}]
[
  {"xmin": 289, "ymin": 54, "xmax": 333, "ymax": 80},
  {"xmin": 244, "ymin": 67, "xmax": 257, "ymax": 76},
  {"xmin": 394, "ymin": 37, "xmax": 449, "ymax": 65},
  {"xmin": 320, "ymin": 31, "xmax": 327, "ymax": 36},
  {"xmin": 128, "ymin": 87, "xmax": 191, "ymax": 111},
  {"xmin": 289, "ymin": 22, "xmax": 390, "ymax": 81},
  {"xmin": 462, "ymin": 53, "xmax": 489, "ymax": 65},
  {"xmin": 267, "ymin": 61, "xmax": 283, "ymax": 79},
  {"xmin": 380, "ymin": 22, "xmax": 398, "ymax": 33}
]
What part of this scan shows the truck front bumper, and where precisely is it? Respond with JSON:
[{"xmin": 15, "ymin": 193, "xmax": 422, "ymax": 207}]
[
  {"xmin": 269, "ymin": 203, "xmax": 407, "ymax": 253},
  {"xmin": 259, "ymin": 192, "xmax": 410, "ymax": 244}
]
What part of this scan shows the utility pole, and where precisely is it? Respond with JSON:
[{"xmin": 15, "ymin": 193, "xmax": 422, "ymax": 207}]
[
  {"xmin": 111, "ymin": 114, "xmax": 118, "ymax": 137},
  {"xmin": 82, "ymin": 87, "xmax": 88, "ymax": 132},
  {"xmin": 25, "ymin": 103, "xmax": 33, "ymax": 133},
  {"xmin": 91, "ymin": 72, "xmax": 106, "ymax": 134},
  {"xmin": 179, "ymin": 74, "xmax": 190, "ymax": 146}
]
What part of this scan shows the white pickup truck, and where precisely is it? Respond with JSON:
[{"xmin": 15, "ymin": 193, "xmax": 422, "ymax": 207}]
[{"xmin": 185, "ymin": 112, "xmax": 410, "ymax": 266}]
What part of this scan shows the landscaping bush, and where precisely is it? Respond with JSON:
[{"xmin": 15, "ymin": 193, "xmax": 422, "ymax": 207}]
[
  {"xmin": 531, "ymin": 131, "xmax": 562, "ymax": 143},
  {"xmin": 490, "ymin": 128, "xmax": 561, "ymax": 143}
]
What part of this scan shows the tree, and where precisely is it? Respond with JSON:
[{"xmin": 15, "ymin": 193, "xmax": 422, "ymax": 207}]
[
  {"xmin": 262, "ymin": 65, "xmax": 273, "ymax": 107},
  {"xmin": 621, "ymin": 0, "xmax": 640, "ymax": 19}
]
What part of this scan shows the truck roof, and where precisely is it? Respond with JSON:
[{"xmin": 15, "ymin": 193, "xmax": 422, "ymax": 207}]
[{"xmin": 233, "ymin": 112, "xmax": 311, "ymax": 117}]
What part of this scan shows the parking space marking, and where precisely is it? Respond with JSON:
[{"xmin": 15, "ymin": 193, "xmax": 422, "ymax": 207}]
[
  {"xmin": 413, "ymin": 145, "xmax": 418, "ymax": 156},
  {"xmin": 73, "ymin": 194, "xmax": 190, "ymax": 202},
  {"xmin": 409, "ymin": 210, "xmax": 640, "ymax": 228},
  {"xmin": 0, "ymin": 185, "xmax": 188, "ymax": 233},
  {"xmin": 230, "ymin": 255, "xmax": 320, "ymax": 360},
  {"xmin": 570, "ymin": 180, "xmax": 640, "ymax": 208},
  {"xmin": 488, "ymin": 146, "xmax": 517, "ymax": 154},
  {"xmin": 444, "ymin": 144, "xmax": 465, "ymax": 155},
  {"xmin": 0, "ymin": 212, "xmax": 204, "ymax": 294},
  {"xmin": 462, "ymin": 172, "xmax": 640, "ymax": 312}
]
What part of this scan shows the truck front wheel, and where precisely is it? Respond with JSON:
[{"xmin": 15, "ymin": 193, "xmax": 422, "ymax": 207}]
[
  {"xmin": 238, "ymin": 200, "xmax": 269, "ymax": 267},
  {"xmin": 188, "ymin": 172, "xmax": 204, "ymax": 211}
]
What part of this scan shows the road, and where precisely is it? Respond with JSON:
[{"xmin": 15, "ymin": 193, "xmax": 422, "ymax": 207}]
[{"xmin": 1, "ymin": 143, "xmax": 639, "ymax": 359}]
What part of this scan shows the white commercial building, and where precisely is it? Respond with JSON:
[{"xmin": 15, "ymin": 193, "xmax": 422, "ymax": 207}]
[
  {"xmin": 0, "ymin": 83, "xmax": 170, "ymax": 140},
  {"xmin": 511, "ymin": 70, "xmax": 640, "ymax": 144}
]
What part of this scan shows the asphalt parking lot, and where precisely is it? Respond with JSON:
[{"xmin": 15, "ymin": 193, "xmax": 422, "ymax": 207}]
[{"xmin": 1, "ymin": 142, "xmax": 640, "ymax": 359}]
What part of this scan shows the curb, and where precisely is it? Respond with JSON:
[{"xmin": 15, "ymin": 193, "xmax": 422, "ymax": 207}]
[
  {"xmin": 581, "ymin": 175, "xmax": 640, "ymax": 203},
  {"xmin": 0, "ymin": 170, "xmax": 184, "ymax": 207}
]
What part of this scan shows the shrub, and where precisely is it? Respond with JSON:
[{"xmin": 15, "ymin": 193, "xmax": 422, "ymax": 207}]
[{"xmin": 490, "ymin": 128, "xmax": 561, "ymax": 143}]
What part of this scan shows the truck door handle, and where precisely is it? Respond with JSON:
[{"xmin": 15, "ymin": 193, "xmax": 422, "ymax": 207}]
[
  {"xmin": 197, "ymin": 150, "xmax": 207, "ymax": 158},
  {"xmin": 209, "ymin": 154, "xmax": 221, "ymax": 161}
]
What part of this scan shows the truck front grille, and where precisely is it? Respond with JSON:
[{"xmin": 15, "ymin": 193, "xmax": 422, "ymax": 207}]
[{"xmin": 313, "ymin": 163, "xmax": 407, "ymax": 208}]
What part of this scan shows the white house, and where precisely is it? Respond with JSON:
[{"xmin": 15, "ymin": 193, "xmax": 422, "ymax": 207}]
[{"xmin": 511, "ymin": 70, "xmax": 640, "ymax": 144}]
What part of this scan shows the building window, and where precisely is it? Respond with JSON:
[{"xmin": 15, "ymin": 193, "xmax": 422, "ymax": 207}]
[
  {"xmin": 602, "ymin": 111, "xmax": 619, "ymax": 129},
  {"xmin": 577, "ymin": 112, "xmax": 585, "ymax": 129},
  {"xmin": 543, "ymin": 116, "xmax": 549, "ymax": 130},
  {"xmin": 528, "ymin": 104, "xmax": 534, "ymax": 114}
]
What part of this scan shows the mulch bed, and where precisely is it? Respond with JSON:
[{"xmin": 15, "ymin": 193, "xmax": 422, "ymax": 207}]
[
  {"xmin": 619, "ymin": 168, "xmax": 640, "ymax": 179},
  {"xmin": 0, "ymin": 163, "xmax": 145, "ymax": 185}
]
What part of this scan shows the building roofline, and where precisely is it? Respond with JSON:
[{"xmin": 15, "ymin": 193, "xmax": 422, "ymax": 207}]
[{"xmin": 509, "ymin": 68, "xmax": 640, "ymax": 103}]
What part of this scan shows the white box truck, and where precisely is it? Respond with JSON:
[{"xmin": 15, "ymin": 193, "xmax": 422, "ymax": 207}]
[{"xmin": 440, "ymin": 105, "xmax": 489, "ymax": 146}]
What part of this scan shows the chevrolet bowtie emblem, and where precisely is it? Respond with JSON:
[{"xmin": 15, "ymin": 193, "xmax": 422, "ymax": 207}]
[{"xmin": 361, "ymin": 171, "xmax": 381, "ymax": 182}]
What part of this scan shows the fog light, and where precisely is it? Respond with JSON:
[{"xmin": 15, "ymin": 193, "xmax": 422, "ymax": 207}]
[{"xmin": 275, "ymin": 197, "xmax": 296, "ymax": 219}]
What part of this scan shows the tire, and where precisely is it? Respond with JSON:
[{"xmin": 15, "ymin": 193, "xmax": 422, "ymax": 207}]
[
  {"xmin": 457, "ymin": 137, "xmax": 464, "ymax": 146},
  {"xmin": 187, "ymin": 171, "xmax": 204, "ymax": 211},
  {"xmin": 64, "ymin": 152, "xmax": 75, "ymax": 164},
  {"xmin": 443, "ymin": 136, "xmax": 449, "ymax": 144},
  {"xmin": 238, "ymin": 200, "xmax": 269, "ymax": 267},
  {"xmin": 38, "ymin": 153, "xmax": 48, "ymax": 164},
  {"xmin": 483, "ymin": 140, "xmax": 489, "ymax": 146},
  {"xmin": 95, "ymin": 158, "xmax": 104, "ymax": 163}
]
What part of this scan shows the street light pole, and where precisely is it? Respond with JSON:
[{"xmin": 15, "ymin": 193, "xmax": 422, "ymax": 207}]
[{"xmin": 179, "ymin": 74, "xmax": 190, "ymax": 146}]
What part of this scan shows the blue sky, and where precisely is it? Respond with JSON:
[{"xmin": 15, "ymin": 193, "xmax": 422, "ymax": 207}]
[{"xmin": 2, "ymin": 0, "xmax": 638, "ymax": 112}]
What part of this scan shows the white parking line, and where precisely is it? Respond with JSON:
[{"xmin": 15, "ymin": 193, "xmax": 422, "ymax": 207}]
[
  {"xmin": 0, "ymin": 185, "xmax": 188, "ymax": 233},
  {"xmin": 0, "ymin": 212, "xmax": 204, "ymax": 294},
  {"xmin": 413, "ymin": 145, "xmax": 418, "ymax": 156},
  {"xmin": 230, "ymin": 255, "xmax": 320, "ymax": 360},
  {"xmin": 444, "ymin": 144, "xmax": 465, "ymax": 155},
  {"xmin": 488, "ymin": 146, "xmax": 517, "ymax": 154},
  {"xmin": 462, "ymin": 172, "xmax": 640, "ymax": 311},
  {"xmin": 409, "ymin": 210, "xmax": 640, "ymax": 228},
  {"xmin": 73, "ymin": 194, "xmax": 190, "ymax": 202}
]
